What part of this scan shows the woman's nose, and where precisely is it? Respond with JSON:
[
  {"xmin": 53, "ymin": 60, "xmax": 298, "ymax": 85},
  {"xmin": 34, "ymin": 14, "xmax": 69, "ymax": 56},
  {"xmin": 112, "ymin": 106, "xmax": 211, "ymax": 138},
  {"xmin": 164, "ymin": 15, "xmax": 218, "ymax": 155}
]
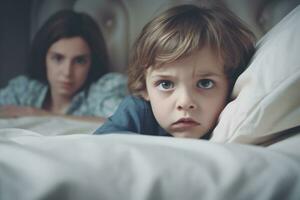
[{"xmin": 61, "ymin": 61, "xmax": 72, "ymax": 76}]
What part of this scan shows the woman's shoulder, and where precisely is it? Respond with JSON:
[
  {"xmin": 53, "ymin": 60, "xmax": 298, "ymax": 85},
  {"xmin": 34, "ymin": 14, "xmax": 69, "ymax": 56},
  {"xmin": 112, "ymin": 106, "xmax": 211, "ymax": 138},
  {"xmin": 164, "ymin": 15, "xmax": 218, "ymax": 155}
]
[
  {"xmin": 79, "ymin": 73, "xmax": 128, "ymax": 117},
  {"xmin": 91, "ymin": 72, "xmax": 127, "ymax": 92},
  {"xmin": 7, "ymin": 75, "xmax": 30, "ymax": 85},
  {"xmin": 8, "ymin": 75, "xmax": 45, "ymax": 91},
  {"xmin": 8, "ymin": 75, "xmax": 41, "ymax": 85},
  {"xmin": 99, "ymin": 72, "xmax": 127, "ymax": 80},
  {"xmin": 0, "ymin": 75, "xmax": 47, "ymax": 106}
]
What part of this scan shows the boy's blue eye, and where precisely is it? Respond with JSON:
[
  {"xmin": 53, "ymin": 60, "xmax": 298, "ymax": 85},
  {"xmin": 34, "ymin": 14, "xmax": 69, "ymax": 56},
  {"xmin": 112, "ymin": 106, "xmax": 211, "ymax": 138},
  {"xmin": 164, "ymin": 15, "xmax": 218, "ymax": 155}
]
[
  {"xmin": 197, "ymin": 79, "xmax": 214, "ymax": 89},
  {"xmin": 158, "ymin": 80, "xmax": 174, "ymax": 90}
]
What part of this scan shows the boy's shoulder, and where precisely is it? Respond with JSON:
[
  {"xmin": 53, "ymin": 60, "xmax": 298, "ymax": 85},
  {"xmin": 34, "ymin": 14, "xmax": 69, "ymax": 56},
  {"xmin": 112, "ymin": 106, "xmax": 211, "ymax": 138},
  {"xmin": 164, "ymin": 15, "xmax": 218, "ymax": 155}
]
[
  {"xmin": 121, "ymin": 95, "xmax": 149, "ymax": 109},
  {"xmin": 116, "ymin": 95, "xmax": 153, "ymax": 122}
]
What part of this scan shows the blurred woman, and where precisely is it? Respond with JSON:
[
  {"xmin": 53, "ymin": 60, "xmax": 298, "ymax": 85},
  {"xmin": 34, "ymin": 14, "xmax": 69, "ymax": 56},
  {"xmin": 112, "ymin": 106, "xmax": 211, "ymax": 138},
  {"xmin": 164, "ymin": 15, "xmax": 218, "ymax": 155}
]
[{"xmin": 0, "ymin": 10, "xmax": 127, "ymax": 122}]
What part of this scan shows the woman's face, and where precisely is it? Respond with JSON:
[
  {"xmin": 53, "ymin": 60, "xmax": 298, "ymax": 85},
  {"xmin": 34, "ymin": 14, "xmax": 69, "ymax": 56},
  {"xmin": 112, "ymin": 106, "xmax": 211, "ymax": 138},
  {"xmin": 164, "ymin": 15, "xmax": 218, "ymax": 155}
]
[{"xmin": 46, "ymin": 37, "xmax": 91, "ymax": 99}]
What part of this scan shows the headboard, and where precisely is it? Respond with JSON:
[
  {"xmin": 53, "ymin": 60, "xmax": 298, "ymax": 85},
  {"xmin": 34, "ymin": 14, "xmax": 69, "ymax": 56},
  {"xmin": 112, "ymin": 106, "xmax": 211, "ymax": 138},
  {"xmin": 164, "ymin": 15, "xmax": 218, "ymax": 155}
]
[{"xmin": 30, "ymin": 0, "xmax": 300, "ymax": 73}]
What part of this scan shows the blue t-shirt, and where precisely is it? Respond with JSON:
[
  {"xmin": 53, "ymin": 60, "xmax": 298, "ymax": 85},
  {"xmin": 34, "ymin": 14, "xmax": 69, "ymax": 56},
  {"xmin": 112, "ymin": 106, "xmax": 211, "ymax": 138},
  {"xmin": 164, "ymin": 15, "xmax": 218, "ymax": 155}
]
[
  {"xmin": 0, "ymin": 73, "xmax": 127, "ymax": 117},
  {"xmin": 94, "ymin": 95, "xmax": 170, "ymax": 136}
]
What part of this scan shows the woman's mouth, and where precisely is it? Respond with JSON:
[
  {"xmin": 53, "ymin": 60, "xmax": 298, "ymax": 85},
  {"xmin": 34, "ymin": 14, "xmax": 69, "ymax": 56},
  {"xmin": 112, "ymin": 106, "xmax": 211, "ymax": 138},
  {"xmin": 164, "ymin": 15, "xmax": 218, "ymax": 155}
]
[{"xmin": 59, "ymin": 81, "xmax": 73, "ymax": 89}]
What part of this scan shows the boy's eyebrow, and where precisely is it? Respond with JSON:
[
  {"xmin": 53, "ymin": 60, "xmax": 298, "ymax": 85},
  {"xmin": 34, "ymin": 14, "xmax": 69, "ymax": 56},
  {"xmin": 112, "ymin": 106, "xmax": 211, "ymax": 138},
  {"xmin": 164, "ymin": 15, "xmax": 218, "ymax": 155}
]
[
  {"xmin": 148, "ymin": 74, "xmax": 171, "ymax": 79},
  {"xmin": 195, "ymin": 72, "xmax": 223, "ymax": 77},
  {"xmin": 149, "ymin": 73, "xmax": 223, "ymax": 80}
]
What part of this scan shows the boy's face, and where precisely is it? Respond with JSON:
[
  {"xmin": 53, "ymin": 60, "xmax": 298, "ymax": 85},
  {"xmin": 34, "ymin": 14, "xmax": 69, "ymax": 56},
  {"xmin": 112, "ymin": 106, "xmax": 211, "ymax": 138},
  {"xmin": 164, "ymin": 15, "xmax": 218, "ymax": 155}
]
[{"xmin": 144, "ymin": 46, "xmax": 230, "ymax": 139}]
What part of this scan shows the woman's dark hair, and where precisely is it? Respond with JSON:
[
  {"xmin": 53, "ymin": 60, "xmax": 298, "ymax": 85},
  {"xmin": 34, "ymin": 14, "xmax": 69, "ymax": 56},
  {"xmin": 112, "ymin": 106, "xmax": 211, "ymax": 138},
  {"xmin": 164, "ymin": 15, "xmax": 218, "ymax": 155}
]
[{"xmin": 28, "ymin": 9, "xmax": 109, "ymax": 90}]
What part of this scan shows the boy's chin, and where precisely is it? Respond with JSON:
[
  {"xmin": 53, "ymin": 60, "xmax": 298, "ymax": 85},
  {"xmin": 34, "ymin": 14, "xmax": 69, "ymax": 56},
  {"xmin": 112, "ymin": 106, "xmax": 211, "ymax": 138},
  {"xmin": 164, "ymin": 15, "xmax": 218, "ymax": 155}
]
[{"xmin": 169, "ymin": 130, "xmax": 207, "ymax": 139}]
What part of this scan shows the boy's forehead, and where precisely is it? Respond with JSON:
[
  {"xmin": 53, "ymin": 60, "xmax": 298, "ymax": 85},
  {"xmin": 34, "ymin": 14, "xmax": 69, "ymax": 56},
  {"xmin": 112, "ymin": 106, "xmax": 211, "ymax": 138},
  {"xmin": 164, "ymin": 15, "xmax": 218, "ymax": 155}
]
[
  {"xmin": 149, "ymin": 47, "xmax": 225, "ymax": 74},
  {"xmin": 147, "ymin": 65, "xmax": 225, "ymax": 80}
]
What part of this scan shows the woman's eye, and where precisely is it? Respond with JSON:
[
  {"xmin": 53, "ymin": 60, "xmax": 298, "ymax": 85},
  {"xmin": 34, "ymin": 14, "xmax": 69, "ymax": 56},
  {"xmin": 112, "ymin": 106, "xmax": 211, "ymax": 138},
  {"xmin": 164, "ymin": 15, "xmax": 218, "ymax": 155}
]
[
  {"xmin": 157, "ymin": 80, "xmax": 174, "ymax": 91},
  {"xmin": 197, "ymin": 79, "xmax": 214, "ymax": 89},
  {"xmin": 51, "ymin": 54, "xmax": 63, "ymax": 63},
  {"xmin": 74, "ymin": 57, "xmax": 88, "ymax": 65}
]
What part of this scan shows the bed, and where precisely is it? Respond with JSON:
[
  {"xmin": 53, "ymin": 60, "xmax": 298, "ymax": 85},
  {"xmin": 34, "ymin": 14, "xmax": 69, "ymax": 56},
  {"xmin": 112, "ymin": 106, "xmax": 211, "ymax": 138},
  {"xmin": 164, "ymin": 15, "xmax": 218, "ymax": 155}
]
[{"xmin": 1, "ymin": 1, "xmax": 300, "ymax": 200}]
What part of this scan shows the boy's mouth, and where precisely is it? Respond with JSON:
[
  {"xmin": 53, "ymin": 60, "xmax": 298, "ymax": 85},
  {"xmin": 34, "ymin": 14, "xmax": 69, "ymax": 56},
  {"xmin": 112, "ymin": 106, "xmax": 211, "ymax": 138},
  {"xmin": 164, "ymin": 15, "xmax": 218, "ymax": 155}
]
[{"xmin": 171, "ymin": 118, "xmax": 200, "ymax": 131}]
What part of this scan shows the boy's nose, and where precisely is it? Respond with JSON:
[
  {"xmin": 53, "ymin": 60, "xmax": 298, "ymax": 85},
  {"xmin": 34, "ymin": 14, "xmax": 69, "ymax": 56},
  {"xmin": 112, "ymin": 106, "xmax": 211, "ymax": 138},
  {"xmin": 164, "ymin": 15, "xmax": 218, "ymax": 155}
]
[
  {"xmin": 176, "ymin": 90, "xmax": 197, "ymax": 111},
  {"xmin": 177, "ymin": 103, "xmax": 196, "ymax": 110}
]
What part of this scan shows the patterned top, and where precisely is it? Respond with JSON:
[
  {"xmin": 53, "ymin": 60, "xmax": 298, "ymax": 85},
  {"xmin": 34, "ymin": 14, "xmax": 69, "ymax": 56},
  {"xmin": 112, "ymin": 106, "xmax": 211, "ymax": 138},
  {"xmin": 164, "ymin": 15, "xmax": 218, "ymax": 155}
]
[{"xmin": 0, "ymin": 73, "xmax": 128, "ymax": 117}]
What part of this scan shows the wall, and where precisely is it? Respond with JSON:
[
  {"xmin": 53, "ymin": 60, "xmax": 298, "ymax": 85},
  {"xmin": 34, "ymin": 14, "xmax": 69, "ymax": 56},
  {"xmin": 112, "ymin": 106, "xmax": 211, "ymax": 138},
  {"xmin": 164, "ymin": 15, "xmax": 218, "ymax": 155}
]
[{"xmin": 0, "ymin": 0, "xmax": 31, "ymax": 87}]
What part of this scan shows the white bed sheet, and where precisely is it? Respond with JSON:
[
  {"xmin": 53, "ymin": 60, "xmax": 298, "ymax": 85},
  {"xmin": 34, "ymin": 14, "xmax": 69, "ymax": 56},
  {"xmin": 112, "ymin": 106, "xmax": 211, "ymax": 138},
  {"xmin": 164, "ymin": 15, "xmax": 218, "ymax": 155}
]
[
  {"xmin": 0, "ymin": 128, "xmax": 300, "ymax": 200},
  {"xmin": 0, "ymin": 116, "xmax": 100, "ymax": 135}
]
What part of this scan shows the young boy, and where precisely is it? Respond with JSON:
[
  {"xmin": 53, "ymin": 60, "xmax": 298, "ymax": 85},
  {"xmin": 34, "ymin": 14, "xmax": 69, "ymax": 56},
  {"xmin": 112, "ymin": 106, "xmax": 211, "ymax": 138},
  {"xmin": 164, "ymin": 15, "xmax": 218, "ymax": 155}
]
[{"xmin": 94, "ymin": 4, "xmax": 255, "ymax": 139}]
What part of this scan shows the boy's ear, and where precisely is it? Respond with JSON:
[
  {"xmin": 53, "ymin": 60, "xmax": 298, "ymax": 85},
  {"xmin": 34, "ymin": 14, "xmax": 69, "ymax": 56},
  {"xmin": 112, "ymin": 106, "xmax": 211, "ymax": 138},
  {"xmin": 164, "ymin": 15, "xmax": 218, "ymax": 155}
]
[{"xmin": 141, "ymin": 91, "xmax": 149, "ymax": 101}]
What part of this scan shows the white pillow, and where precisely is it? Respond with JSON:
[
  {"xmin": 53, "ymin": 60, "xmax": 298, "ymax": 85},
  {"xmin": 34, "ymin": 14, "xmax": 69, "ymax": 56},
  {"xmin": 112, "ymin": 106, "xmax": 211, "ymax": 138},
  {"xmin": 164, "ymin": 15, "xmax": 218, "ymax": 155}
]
[{"xmin": 211, "ymin": 5, "xmax": 300, "ymax": 144}]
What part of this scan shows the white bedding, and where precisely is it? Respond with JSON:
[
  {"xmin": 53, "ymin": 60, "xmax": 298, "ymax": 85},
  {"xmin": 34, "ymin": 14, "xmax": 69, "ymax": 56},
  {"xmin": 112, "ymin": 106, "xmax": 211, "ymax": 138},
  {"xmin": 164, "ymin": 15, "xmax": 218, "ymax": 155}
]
[
  {"xmin": 1, "ymin": 128, "xmax": 300, "ymax": 200},
  {"xmin": 0, "ymin": 116, "xmax": 100, "ymax": 135}
]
